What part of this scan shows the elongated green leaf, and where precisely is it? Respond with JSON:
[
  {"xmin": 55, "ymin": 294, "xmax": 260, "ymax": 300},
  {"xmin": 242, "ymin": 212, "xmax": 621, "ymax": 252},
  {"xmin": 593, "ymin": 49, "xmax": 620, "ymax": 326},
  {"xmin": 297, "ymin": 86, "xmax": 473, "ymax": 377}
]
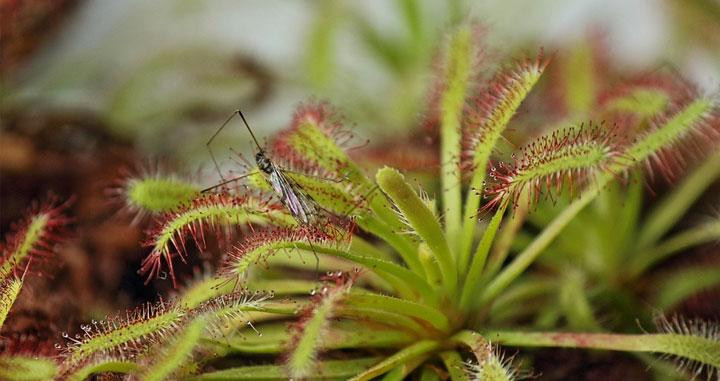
[
  {"xmin": 654, "ymin": 267, "xmax": 720, "ymax": 310},
  {"xmin": 350, "ymin": 341, "xmax": 439, "ymax": 381},
  {"xmin": 377, "ymin": 167, "xmax": 456, "ymax": 295},
  {"xmin": 217, "ymin": 320, "xmax": 413, "ymax": 354},
  {"xmin": 186, "ymin": 357, "xmax": 381, "ymax": 380},
  {"xmin": 345, "ymin": 292, "xmax": 450, "ymax": 332},
  {"xmin": 0, "ymin": 277, "xmax": 22, "ymax": 328},
  {"xmin": 440, "ymin": 24, "xmax": 474, "ymax": 250},
  {"xmin": 125, "ymin": 176, "xmax": 199, "ymax": 214},
  {"xmin": 0, "ymin": 356, "xmax": 57, "ymax": 381},
  {"xmin": 65, "ymin": 361, "xmax": 138, "ymax": 381},
  {"xmin": 461, "ymin": 55, "xmax": 546, "ymax": 264},
  {"xmin": 139, "ymin": 318, "xmax": 205, "ymax": 381},
  {"xmin": 287, "ymin": 278, "xmax": 350, "ymax": 379}
]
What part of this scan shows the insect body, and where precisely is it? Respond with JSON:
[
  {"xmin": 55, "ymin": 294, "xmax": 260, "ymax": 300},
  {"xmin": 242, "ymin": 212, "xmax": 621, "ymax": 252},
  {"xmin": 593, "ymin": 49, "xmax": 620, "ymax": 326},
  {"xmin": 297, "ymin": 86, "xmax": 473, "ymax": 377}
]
[{"xmin": 256, "ymin": 150, "xmax": 319, "ymax": 225}]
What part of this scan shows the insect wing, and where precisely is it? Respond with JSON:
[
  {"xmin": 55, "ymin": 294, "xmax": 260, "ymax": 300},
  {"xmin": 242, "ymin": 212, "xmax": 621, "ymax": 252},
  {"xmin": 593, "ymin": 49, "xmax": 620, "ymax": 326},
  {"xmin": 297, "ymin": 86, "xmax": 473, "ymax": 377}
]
[{"xmin": 268, "ymin": 166, "xmax": 318, "ymax": 224}]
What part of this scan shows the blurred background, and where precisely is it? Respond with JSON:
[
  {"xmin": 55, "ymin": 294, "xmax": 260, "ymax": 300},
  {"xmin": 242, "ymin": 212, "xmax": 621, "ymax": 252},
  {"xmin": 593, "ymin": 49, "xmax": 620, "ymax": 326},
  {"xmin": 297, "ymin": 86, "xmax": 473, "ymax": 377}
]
[
  {"xmin": 1, "ymin": 0, "xmax": 719, "ymax": 351},
  {"xmin": 2, "ymin": 0, "xmax": 719, "ymax": 163}
]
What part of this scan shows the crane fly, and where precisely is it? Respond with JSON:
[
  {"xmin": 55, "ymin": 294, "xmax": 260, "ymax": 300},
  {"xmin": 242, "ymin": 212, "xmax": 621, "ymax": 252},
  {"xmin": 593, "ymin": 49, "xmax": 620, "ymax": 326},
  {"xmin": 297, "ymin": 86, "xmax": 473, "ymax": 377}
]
[
  {"xmin": 203, "ymin": 109, "xmax": 324, "ymax": 224},
  {"xmin": 203, "ymin": 109, "xmax": 337, "ymax": 277}
]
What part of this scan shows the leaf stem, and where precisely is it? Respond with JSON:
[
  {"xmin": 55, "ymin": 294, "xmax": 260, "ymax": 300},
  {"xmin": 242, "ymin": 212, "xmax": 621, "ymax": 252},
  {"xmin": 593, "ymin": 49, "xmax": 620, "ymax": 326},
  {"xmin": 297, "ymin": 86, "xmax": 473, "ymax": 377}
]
[
  {"xmin": 350, "ymin": 340, "xmax": 440, "ymax": 381},
  {"xmin": 487, "ymin": 330, "xmax": 720, "ymax": 371},
  {"xmin": 440, "ymin": 25, "xmax": 472, "ymax": 255},
  {"xmin": 479, "ymin": 178, "xmax": 607, "ymax": 305},
  {"xmin": 460, "ymin": 202, "xmax": 508, "ymax": 311}
]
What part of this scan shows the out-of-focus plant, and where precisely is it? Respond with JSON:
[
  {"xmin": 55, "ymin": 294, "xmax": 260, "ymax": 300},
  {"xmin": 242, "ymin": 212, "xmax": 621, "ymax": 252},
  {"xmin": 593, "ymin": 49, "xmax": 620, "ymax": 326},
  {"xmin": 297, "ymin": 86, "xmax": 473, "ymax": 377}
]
[
  {"xmin": 2, "ymin": 21, "xmax": 720, "ymax": 381},
  {"xmin": 302, "ymin": 0, "xmax": 457, "ymax": 132}
]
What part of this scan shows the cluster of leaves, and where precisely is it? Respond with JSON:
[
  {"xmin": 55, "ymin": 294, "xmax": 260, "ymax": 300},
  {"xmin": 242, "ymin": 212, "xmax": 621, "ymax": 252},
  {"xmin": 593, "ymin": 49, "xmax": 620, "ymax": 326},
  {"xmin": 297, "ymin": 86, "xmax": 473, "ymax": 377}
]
[{"xmin": 2, "ymin": 23, "xmax": 720, "ymax": 381}]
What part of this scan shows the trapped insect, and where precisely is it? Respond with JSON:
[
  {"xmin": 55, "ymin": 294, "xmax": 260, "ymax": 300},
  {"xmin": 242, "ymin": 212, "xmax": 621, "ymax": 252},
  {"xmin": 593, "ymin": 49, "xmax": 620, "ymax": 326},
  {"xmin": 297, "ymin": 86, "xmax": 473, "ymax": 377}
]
[
  {"xmin": 203, "ymin": 109, "xmax": 323, "ymax": 226},
  {"xmin": 203, "ymin": 109, "xmax": 358, "ymax": 279}
]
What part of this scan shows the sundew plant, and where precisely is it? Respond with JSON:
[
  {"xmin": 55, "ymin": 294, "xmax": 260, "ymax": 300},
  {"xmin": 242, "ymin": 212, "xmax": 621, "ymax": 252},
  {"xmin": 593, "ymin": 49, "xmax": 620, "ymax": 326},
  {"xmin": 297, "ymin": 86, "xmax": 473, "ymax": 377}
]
[{"xmin": 1, "ymin": 24, "xmax": 720, "ymax": 380}]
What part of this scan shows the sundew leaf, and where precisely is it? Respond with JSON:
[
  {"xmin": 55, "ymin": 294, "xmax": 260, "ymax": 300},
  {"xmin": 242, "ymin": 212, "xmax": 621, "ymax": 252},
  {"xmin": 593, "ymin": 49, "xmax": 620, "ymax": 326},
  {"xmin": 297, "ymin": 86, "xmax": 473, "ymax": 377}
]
[
  {"xmin": 463, "ymin": 53, "xmax": 548, "ymax": 174},
  {"xmin": 438, "ymin": 23, "xmax": 477, "ymax": 249},
  {"xmin": 141, "ymin": 193, "xmax": 292, "ymax": 286},
  {"xmin": 272, "ymin": 102, "xmax": 371, "ymax": 189},
  {"xmin": 0, "ymin": 198, "xmax": 69, "ymax": 279},
  {"xmin": 602, "ymin": 88, "xmax": 670, "ymax": 119},
  {"xmin": 0, "ymin": 277, "xmax": 22, "ymax": 328},
  {"xmin": 219, "ymin": 320, "xmax": 413, "ymax": 354},
  {"xmin": 466, "ymin": 349, "xmax": 516, "ymax": 381},
  {"xmin": 286, "ymin": 273, "xmax": 355, "ymax": 379},
  {"xmin": 60, "ymin": 300, "xmax": 185, "ymax": 367},
  {"xmin": 221, "ymin": 225, "xmax": 350, "ymax": 279},
  {"xmin": 185, "ymin": 357, "xmax": 382, "ymax": 380},
  {"xmin": 460, "ymin": 53, "xmax": 546, "ymax": 260},
  {"xmin": 620, "ymin": 97, "xmax": 717, "ymax": 177},
  {"xmin": 123, "ymin": 176, "xmax": 200, "ymax": 214},
  {"xmin": 138, "ymin": 317, "xmax": 205, "ymax": 381},
  {"xmin": 483, "ymin": 123, "xmax": 621, "ymax": 209},
  {"xmin": 0, "ymin": 355, "xmax": 57, "ymax": 381},
  {"xmin": 194, "ymin": 290, "xmax": 274, "ymax": 338},
  {"xmin": 488, "ymin": 321, "xmax": 720, "ymax": 379},
  {"xmin": 64, "ymin": 361, "xmax": 138, "ymax": 381},
  {"xmin": 598, "ymin": 72, "xmax": 695, "ymax": 122}
]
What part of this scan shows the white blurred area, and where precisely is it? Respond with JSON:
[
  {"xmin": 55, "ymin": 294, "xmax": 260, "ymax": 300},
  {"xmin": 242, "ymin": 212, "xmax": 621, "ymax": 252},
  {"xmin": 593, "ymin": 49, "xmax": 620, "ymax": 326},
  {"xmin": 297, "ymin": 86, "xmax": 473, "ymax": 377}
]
[{"xmin": 8, "ymin": 0, "xmax": 719, "ymax": 164}]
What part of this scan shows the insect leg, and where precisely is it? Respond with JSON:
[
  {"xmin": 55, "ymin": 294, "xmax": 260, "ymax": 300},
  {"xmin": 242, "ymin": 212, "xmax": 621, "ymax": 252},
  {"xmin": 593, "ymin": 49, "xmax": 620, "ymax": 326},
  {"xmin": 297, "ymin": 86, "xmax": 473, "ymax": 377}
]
[
  {"xmin": 306, "ymin": 239, "xmax": 321, "ymax": 281},
  {"xmin": 206, "ymin": 110, "xmax": 245, "ymax": 182},
  {"xmin": 200, "ymin": 172, "xmax": 254, "ymax": 193},
  {"xmin": 343, "ymin": 184, "xmax": 381, "ymax": 217}
]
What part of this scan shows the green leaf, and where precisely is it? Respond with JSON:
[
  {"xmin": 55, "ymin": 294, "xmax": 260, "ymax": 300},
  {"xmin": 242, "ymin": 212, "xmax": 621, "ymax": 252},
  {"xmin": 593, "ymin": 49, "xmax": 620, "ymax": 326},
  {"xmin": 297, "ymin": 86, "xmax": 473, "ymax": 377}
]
[
  {"xmin": 564, "ymin": 40, "xmax": 597, "ymax": 114},
  {"xmin": 558, "ymin": 268, "xmax": 601, "ymax": 331},
  {"xmin": 440, "ymin": 24, "xmax": 474, "ymax": 251},
  {"xmin": 489, "ymin": 328, "xmax": 720, "ymax": 376},
  {"xmin": 0, "ymin": 356, "xmax": 57, "ymax": 381},
  {"xmin": 628, "ymin": 219, "xmax": 720, "ymax": 278},
  {"xmin": 0, "ymin": 277, "xmax": 22, "ymax": 328},
  {"xmin": 65, "ymin": 361, "xmax": 138, "ymax": 381},
  {"xmin": 654, "ymin": 267, "xmax": 720, "ymax": 310},
  {"xmin": 140, "ymin": 317, "xmax": 205, "ymax": 381},
  {"xmin": 287, "ymin": 279, "xmax": 350, "ymax": 379},
  {"xmin": 345, "ymin": 292, "xmax": 450, "ymax": 332},
  {"xmin": 460, "ymin": 201, "xmax": 508, "ymax": 311},
  {"xmin": 377, "ymin": 167, "xmax": 457, "ymax": 295},
  {"xmin": 350, "ymin": 341, "xmax": 440, "ymax": 381},
  {"xmin": 304, "ymin": 0, "xmax": 341, "ymax": 87},
  {"xmin": 125, "ymin": 176, "xmax": 199, "ymax": 214},
  {"xmin": 219, "ymin": 320, "xmax": 413, "ymax": 354},
  {"xmin": 440, "ymin": 350, "xmax": 470, "ymax": 381},
  {"xmin": 64, "ymin": 304, "xmax": 185, "ymax": 366},
  {"xmin": 461, "ymin": 55, "xmax": 546, "ymax": 264},
  {"xmin": 637, "ymin": 149, "xmax": 720, "ymax": 248},
  {"xmin": 622, "ymin": 98, "xmax": 715, "ymax": 167},
  {"xmin": 602, "ymin": 88, "xmax": 669, "ymax": 118},
  {"xmin": 186, "ymin": 357, "xmax": 382, "ymax": 380}
]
